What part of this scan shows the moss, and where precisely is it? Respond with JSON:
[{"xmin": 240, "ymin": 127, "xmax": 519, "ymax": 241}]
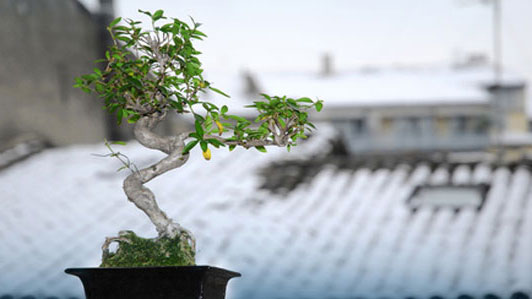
[{"xmin": 100, "ymin": 231, "xmax": 195, "ymax": 267}]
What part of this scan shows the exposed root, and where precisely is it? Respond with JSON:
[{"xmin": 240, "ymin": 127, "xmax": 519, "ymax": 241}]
[{"xmin": 101, "ymin": 231, "xmax": 133, "ymax": 261}]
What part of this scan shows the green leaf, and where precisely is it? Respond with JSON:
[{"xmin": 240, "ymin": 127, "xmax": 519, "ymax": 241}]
[
  {"xmin": 194, "ymin": 119, "xmax": 204, "ymax": 137},
  {"xmin": 107, "ymin": 103, "xmax": 120, "ymax": 113},
  {"xmin": 152, "ymin": 9, "xmax": 164, "ymax": 21},
  {"xmin": 260, "ymin": 93, "xmax": 271, "ymax": 100},
  {"xmin": 287, "ymin": 99, "xmax": 298, "ymax": 107},
  {"xmin": 206, "ymin": 138, "xmax": 225, "ymax": 147},
  {"xmin": 226, "ymin": 115, "xmax": 247, "ymax": 123},
  {"xmin": 193, "ymin": 29, "xmax": 207, "ymax": 37},
  {"xmin": 202, "ymin": 102, "xmax": 216, "ymax": 112},
  {"xmin": 229, "ymin": 144, "xmax": 236, "ymax": 151},
  {"xmin": 188, "ymin": 132, "xmax": 200, "ymax": 139},
  {"xmin": 127, "ymin": 114, "xmax": 140, "ymax": 123},
  {"xmin": 111, "ymin": 141, "xmax": 127, "ymax": 145},
  {"xmin": 116, "ymin": 36, "xmax": 131, "ymax": 43},
  {"xmin": 126, "ymin": 77, "xmax": 143, "ymax": 89},
  {"xmin": 138, "ymin": 9, "xmax": 152, "ymax": 17},
  {"xmin": 278, "ymin": 118, "xmax": 286, "ymax": 129},
  {"xmin": 182, "ymin": 140, "xmax": 199, "ymax": 154},
  {"xmin": 204, "ymin": 115, "xmax": 213, "ymax": 132},
  {"xmin": 200, "ymin": 141, "xmax": 208, "ymax": 152},
  {"xmin": 188, "ymin": 16, "xmax": 198, "ymax": 27},
  {"xmin": 109, "ymin": 17, "xmax": 122, "ymax": 28},
  {"xmin": 94, "ymin": 83, "xmax": 105, "ymax": 93},
  {"xmin": 255, "ymin": 146, "xmax": 267, "ymax": 153},
  {"xmin": 113, "ymin": 26, "xmax": 129, "ymax": 32},
  {"xmin": 169, "ymin": 100, "xmax": 183, "ymax": 111},
  {"xmin": 315, "ymin": 101, "xmax": 323, "ymax": 112},
  {"xmin": 80, "ymin": 86, "xmax": 91, "ymax": 94},
  {"xmin": 160, "ymin": 23, "xmax": 173, "ymax": 33},
  {"xmin": 221, "ymin": 105, "xmax": 228, "ymax": 114},
  {"xmin": 296, "ymin": 97, "xmax": 313, "ymax": 103},
  {"xmin": 209, "ymin": 86, "xmax": 230, "ymax": 98},
  {"xmin": 116, "ymin": 109, "xmax": 124, "ymax": 125}
]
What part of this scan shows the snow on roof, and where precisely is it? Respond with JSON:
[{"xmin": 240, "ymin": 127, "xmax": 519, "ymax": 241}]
[
  {"xmin": 1, "ymin": 123, "xmax": 532, "ymax": 299},
  {"xmin": 0, "ymin": 136, "xmax": 47, "ymax": 170},
  {"xmin": 202, "ymin": 66, "xmax": 524, "ymax": 114}
]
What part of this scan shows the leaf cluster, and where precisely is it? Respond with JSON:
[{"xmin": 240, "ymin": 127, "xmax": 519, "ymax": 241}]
[
  {"xmin": 74, "ymin": 9, "xmax": 214, "ymax": 125},
  {"xmin": 74, "ymin": 10, "xmax": 323, "ymax": 158}
]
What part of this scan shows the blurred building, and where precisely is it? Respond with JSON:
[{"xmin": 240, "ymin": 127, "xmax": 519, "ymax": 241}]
[
  {"xmin": 214, "ymin": 62, "xmax": 530, "ymax": 159},
  {"xmin": 0, "ymin": 0, "xmax": 130, "ymax": 150},
  {"xmin": 326, "ymin": 75, "xmax": 527, "ymax": 156}
]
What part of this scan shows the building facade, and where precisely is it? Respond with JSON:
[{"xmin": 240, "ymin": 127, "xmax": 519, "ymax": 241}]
[
  {"xmin": 330, "ymin": 82, "xmax": 527, "ymax": 154},
  {"xmin": 220, "ymin": 66, "xmax": 528, "ymax": 156},
  {"xmin": 0, "ymin": 0, "xmax": 124, "ymax": 148}
]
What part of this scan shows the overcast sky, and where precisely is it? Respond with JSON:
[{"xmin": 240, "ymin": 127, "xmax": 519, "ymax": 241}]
[{"xmin": 79, "ymin": 0, "xmax": 532, "ymax": 78}]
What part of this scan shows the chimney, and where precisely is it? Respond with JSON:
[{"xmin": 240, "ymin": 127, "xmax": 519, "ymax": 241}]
[
  {"xmin": 242, "ymin": 70, "xmax": 261, "ymax": 98},
  {"xmin": 321, "ymin": 53, "xmax": 333, "ymax": 77}
]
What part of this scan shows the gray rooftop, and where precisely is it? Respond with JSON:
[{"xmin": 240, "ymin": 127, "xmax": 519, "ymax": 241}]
[{"xmin": 0, "ymin": 124, "xmax": 531, "ymax": 298}]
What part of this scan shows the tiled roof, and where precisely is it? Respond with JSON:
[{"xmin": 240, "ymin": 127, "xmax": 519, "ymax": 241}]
[
  {"xmin": 0, "ymin": 137, "xmax": 47, "ymax": 170},
  {"xmin": 1, "ymin": 124, "xmax": 531, "ymax": 299}
]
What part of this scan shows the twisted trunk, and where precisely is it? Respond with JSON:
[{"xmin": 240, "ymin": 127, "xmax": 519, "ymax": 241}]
[{"xmin": 122, "ymin": 113, "xmax": 194, "ymax": 247}]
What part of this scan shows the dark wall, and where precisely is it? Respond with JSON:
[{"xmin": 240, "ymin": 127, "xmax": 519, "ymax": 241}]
[{"xmin": 0, "ymin": 0, "xmax": 109, "ymax": 146}]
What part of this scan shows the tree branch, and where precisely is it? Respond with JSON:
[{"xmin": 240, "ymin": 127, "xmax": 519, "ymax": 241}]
[{"xmin": 205, "ymin": 134, "xmax": 283, "ymax": 148}]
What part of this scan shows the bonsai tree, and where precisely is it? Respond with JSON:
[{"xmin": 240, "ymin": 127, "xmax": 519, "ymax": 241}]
[{"xmin": 75, "ymin": 9, "xmax": 323, "ymax": 267}]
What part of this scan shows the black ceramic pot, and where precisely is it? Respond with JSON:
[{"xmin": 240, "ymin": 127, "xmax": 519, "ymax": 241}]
[{"xmin": 65, "ymin": 266, "xmax": 240, "ymax": 299}]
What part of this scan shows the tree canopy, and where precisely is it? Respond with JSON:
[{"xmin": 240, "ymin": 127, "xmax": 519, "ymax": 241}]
[{"xmin": 75, "ymin": 9, "xmax": 323, "ymax": 159}]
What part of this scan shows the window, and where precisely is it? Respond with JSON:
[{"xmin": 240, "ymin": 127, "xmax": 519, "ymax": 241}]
[
  {"xmin": 435, "ymin": 117, "xmax": 449, "ymax": 136},
  {"xmin": 453, "ymin": 116, "xmax": 468, "ymax": 135},
  {"xmin": 406, "ymin": 117, "xmax": 421, "ymax": 133},
  {"xmin": 472, "ymin": 116, "xmax": 490, "ymax": 134},
  {"xmin": 408, "ymin": 184, "xmax": 489, "ymax": 210},
  {"xmin": 351, "ymin": 118, "xmax": 367, "ymax": 135},
  {"xmin": 395, "ymin": 116, "xmax": 423, "ymax": 136},
  {"xmin": 381, "ymin": 117, "xmax": 393, "ymax": 134}
]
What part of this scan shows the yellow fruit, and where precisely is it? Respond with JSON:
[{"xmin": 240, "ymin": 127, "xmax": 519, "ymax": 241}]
[
  {"xmin": 215, "ymin": 120, "xmax": 224, "ymax": 136},
  {"xmin": 202, "ymin": 148, "xmax": 211, "ymax": 160}
]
